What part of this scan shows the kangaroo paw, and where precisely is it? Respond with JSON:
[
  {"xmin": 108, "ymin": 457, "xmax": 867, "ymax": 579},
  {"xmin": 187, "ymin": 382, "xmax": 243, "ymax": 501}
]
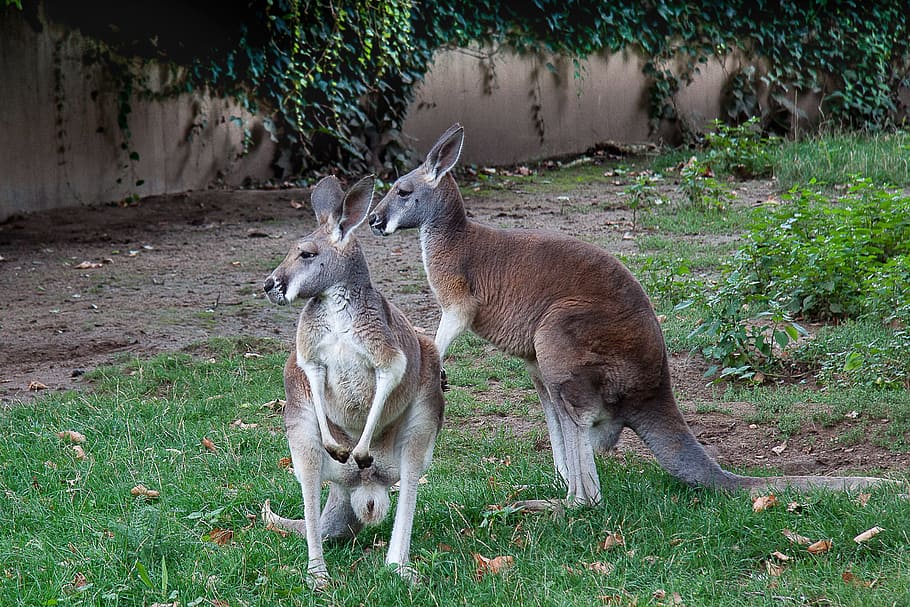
[
  {"xmin": 354, "ymin": 452, "xmax": 374, "ymax": 469},
  {"xmin": 325, "ymin": 445, "xmax": 350, "ymax": 464},
  {"xmin": 440, "ymin": 367, "xmax": 449, "ymax": 391}
]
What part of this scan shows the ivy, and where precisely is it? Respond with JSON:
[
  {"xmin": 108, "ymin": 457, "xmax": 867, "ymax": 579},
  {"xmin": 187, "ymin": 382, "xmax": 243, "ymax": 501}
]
[{"xmin": 26, "ymin": 1, "xmax": 910, "ymax": 177}]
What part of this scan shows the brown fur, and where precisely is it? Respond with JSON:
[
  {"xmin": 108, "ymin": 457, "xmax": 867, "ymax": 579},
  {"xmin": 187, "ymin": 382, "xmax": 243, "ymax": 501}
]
[{"xmin": 370, "ymin": 124, "xmax": 902, "ymax": 506}]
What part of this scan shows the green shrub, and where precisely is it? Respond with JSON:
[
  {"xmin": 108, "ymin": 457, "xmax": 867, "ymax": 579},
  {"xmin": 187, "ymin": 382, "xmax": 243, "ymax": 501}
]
[
  {"xmin": 732, "ymin": 177, "xmax": 910, "ymax": 320},
  {"xmin": 702, "ymin": 118, "xmax": 780, "ymax": 178}
]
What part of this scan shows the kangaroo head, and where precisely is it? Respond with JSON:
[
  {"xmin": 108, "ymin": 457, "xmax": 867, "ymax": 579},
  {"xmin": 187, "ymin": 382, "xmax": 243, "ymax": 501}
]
[
  {"xmin": 264, "ymin": 175, "xmax": 375, "ymax": 305},
  {"xmin": 369, "ymin": 123, "xmax": 464, "ymax": 235}
]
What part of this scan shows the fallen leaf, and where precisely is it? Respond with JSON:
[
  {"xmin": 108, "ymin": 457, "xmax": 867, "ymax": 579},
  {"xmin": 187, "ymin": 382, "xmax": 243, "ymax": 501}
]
[
  {"xmin": 585, "ymin": 561, "xmax": 615, "ymax": 575},
  {"xmin": 671, "ymin": 592, "xmax": 684, "ymax": 605},
  {"xmin": 277, "ymin": 457, "xmax": 292, "ymax": 469},
  {"xmin": 753, "ymin": 494, "xmax": 778, "ymax": 512},
  {"xmin": 782, "ymin": 529, "xmax": 813, "ymax": 545},
  {"xmin": 130, "ymin": 484, "xmax": 160, "ymax": 499},
  {"xmin": 202, "ymin": 437, "xmax": 217, "ymax": 452},
  {"xmin": 786, "ymin": 501, "xmax": 804, "ymax": 513},
  {"xmin": 211, "ymin": 600, "xmax": 230, "ymax": 607},
  {"xmin": 853, "ymin": 526, "xmax": 883, "ymax": 544},
  {"xmin": 845, "ymin": 410, "xmax": 859, "ymax": 419},
  {"xmin": 599, "ymin": 593, "xmax": 638, "ymax": 606},
  {"xmin": 28, "ymin": 381, "xmax": 48, "ymax": 391},
  {"xmin": 230, "ymin": 418, "xmax": 259, "ymax": 430},
  {"xmin": 243, "ymin": 352, "xmax": 262, "ymax": 358},
  {"xmin": 71, "ymin": 572, "xmax": 88, "ymax": 589},
  {"xmin": 652, "ymin": 589, "xmax": 667, "ymax": 600},
  {"xmin": 842, "ymin": 570, "xmax": 874, "ymax": 588},
  {"xmin": 856, "ymin": 493, "xmax": 871, "ymax": 507},
  {"xmin": 438, "ymin": 543, "xmax": 453, "ymax": 552},
  {"xmin": 765, "ymin": 560, "xmax": 784, "ymax": 576},
  {"xmin": 771, "ymin": 551, "xmax": 791, "ymax": 561},
  {"xmin": 58, "ymin": 430, "xmax": 86, "ymax": 444},
  {"xmin": 290, "ymin": 200, "xmax": 306, "ymax": 209},
  {"xmin": 599, "ymin": 532, "xmax": 625, "ymax": 550},
  {"xmin": 75, "ymin": 261, "xmax": 103, "ymax": 269},
  {"xmin": 770, "ymin": 442, "xmax": 787, "ymax": 455},
  {"xmin": 472, "ymin": 553, "xmax": 514, "ymax": 580},
  {"xmin": 807, "ymin": 539, "xmax": 832, "ymax": 554},
  {"xmin": 208, "ymin": 528, "xmax": 234, "ymax": 546},
  {"xmin": 71, "ymin": 445, "xmax": 86, "ymax": 460}
]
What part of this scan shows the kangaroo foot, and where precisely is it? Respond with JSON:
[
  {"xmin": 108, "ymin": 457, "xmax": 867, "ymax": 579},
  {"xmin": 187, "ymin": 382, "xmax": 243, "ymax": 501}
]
[{"xmin": 440, "ymin": 367, "xmax": 448, "ymax": 391}]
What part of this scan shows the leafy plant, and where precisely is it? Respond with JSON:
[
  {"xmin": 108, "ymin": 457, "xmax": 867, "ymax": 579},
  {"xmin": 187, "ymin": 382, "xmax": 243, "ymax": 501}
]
[
  {"xmin": 702, "ymin": 118, "xmax": 780, "ymax": 178},
  {"xmin": 678, "ymin": 157, "xmax": 734, "ymax": 211},
  {"xmin": 622, "ymin": 173, "xmax": 663, "ymax": 229}
]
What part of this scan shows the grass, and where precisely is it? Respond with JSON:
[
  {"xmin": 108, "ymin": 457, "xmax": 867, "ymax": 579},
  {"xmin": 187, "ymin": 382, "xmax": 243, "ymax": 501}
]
[
  {"xmin": 2, "ymin": 346, "xmax": 909, "ymax": 607},
  {"xmin": 5, "ymin": 133, "xmax": 910, "ymax": 606},
  {"xmin": 775, "ymin": 130, "xmax": 910, "ymax": 190}
]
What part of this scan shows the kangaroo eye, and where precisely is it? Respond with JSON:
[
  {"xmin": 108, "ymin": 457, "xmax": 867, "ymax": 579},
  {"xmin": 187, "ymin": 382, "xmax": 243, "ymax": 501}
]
[
  {"xmin": 299, "ymin": 250, "xmax": 316, "ymax": 260},
  {"xmin": 397, "ymin": 186, "xmax": 413, "ymax": 197}
]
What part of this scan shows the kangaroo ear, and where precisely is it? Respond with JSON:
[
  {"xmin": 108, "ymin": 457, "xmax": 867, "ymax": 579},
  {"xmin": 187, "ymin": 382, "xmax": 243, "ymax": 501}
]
[
  {"xmin": 338, "ymin": 175, "xmax": 375, "ymax": 243},
  {"xmin": 310, "ymin": 175, "xmax": 345, "ymax": 226},
  {"xmin": 423, "ymin": 123, "xmax": 464, "ymax": 187}
]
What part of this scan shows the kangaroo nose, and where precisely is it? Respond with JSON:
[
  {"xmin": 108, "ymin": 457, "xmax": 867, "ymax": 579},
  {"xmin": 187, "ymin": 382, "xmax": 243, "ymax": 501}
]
[{"xmin": 263, "ymin": 277, "xmax": 275, "ymax": 293}]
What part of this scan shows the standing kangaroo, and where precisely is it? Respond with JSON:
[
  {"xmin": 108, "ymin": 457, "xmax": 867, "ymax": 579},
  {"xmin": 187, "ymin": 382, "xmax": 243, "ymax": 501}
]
[
  {"xmin": 369, "ymin": 124, "xmax": 897, "ymax": 508},
  {"xmin": 261, "ymin": 175, "xmax": 444, "ymax": 588}
]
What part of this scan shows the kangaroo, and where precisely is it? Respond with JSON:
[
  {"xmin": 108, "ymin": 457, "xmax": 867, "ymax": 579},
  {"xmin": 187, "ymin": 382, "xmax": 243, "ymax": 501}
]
[
  {"xmin": 368, "ymin": 124, "xmax": 899, "ymax": 509},
  {"xmin": 261, "ymin": 175, "xmax": 444, "ymax": 588}
]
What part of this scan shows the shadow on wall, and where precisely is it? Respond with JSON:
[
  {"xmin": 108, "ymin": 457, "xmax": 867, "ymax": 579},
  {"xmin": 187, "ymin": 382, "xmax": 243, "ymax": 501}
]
[
  {"xmin": 403, "ymin": 47, "xmax": 754, "ymax": 166},
  {"xmin": 0, "ymin": 4, "xmax": 277, "ymax": 221}
]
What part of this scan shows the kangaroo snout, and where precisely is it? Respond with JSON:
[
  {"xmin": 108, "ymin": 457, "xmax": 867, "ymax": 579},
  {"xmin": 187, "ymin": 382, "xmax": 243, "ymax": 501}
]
[
  {"xmin": 263, "ymin": 275, "xmax": 289, "ymax": 306},
  {"xmin": 368, "ymin": 212, "xmax": 386, "ymax": 235}
]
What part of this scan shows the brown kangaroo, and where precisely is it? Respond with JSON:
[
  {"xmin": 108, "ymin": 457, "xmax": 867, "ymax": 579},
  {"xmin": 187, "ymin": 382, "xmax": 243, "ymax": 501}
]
[
  {"xmin": 368, "ymin": 124, "xmax": 899, "ymax": 509},
  {"xmin": 262, "ymin": 175, "xmax": 444, "ymax": 587}
]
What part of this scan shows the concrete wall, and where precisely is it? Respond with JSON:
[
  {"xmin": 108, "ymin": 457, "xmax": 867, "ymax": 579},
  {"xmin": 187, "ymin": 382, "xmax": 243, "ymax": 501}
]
[
  {"xmin": 0, "ymin": 6, "xmax": 277, "ymax": 221},
  {"xmin": 402, "ymin": 47, "xmax": 744, "ymax": 165}
]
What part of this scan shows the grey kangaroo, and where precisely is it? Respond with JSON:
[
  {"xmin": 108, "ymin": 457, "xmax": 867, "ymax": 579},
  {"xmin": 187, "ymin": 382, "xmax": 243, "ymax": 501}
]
[
  {"xmin": 368, "ymin": 124, "xmax": 897, "ymax": 509},
  {"xmin": 262, "ymin": 175, "xmax": 444, "ymax": 588}
]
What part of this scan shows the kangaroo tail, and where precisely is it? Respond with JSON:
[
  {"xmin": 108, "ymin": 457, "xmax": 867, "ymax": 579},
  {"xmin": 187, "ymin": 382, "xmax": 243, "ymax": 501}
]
[{"xmin": 625, "ymin": 394, "xmax": 902, "ymax": 494}]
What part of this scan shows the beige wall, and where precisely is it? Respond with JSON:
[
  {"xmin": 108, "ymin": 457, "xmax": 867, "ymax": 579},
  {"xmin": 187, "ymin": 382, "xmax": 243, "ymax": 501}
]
[
  {"xmin": 0, "ymin": 7, "xmax": 277, "ymax": 221},
  {"xmin": 402, "ymin": 47, "xmax": 745, "ymax": 165}
]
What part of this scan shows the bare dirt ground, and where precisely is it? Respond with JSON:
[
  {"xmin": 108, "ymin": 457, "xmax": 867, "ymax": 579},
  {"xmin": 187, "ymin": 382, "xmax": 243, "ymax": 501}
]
[{"xmin": 2, "ymin": 171, "xmax": 907, "ymax": 477}]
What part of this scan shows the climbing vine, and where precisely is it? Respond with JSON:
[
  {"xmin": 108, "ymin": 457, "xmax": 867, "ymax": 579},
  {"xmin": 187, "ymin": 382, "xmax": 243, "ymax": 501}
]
[{"xmin": 21, "ymin": 0, "xmax": 910, "ymax": 176}]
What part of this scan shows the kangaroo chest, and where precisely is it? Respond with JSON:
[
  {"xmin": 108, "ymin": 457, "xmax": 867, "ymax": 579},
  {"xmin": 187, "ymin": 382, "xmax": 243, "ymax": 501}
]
[{"xmin": 299, "ymin": 309, "xmax": 376, "ymax": 419}]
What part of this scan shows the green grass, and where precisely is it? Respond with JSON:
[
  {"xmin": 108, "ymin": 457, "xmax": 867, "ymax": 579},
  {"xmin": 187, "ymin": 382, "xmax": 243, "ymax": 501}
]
[
  {"xmin": 2, "ymin": 347, "xmax": 909, "ymax": 607},
  {"xmin": 774, "ymin": 130, "xmax": 910, "ymax": 190}
]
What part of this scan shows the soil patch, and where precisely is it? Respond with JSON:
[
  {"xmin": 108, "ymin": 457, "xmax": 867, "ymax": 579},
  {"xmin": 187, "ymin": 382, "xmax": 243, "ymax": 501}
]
[{"xmin": 2, "ymin": 175, "xmax": 906, "ymax": 476}]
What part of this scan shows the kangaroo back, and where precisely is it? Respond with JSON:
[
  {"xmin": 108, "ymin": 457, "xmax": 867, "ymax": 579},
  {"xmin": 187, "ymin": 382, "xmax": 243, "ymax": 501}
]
[{"xmin": 369, "ymin": 124, "xmax": 901, "ymax": 506}]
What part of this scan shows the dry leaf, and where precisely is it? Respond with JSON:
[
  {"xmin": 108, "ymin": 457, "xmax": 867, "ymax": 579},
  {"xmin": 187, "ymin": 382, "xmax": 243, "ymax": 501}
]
[
  {"xmin": 71, "ymin": 445, "xmax": 86, "ymax": 460},
  {"xmin": 807, "ymin": 539, "xmax": 832, "ymax": 554},
  {"xmin": 585, "ymin": 561, "xmax": 615, "ymax": 575},
  {"xmin": 770, "ymin": 442, "xmax": 787, "ymax": 455},
  {"xmin": 856, "ymin": 493, "xmax": 871, "ymax": 507},
  {"xmin": 842, "ymin": 571, "xmax": 874, "ymax": 588},
  {"xmin": 277, "ymin": 457, "xmax": 292, "ymax": 469},
  {"xmin": 290, "ymin": 200, "xmax": 306, "ymax": 209},
  {"xmin": 599, "ymin": 594, "xmax": 638, "ymax": 606},
  {"xmin": 130, "ymin": 484, "xmax": 160, "ymax": 499},
  {"xmin": 202, "ymin": 437, "xmax": 217, "ymax": 452},
  {"xmin": 853, "ymin": 526, "xmax": 883, "ymax": 544},
  {"xmin": 600, "ymin": 532, "xmax": 625, "ymax": 550},
  {"xmin": 230, "ymin": 418, "xmax": 259, "ymax": 429},
  {"xmin": 770, "ymin": 551, "xmax": 791, "ymax": 561},
  {"xmin": 71, "ymin": 572, "xmax": 88, "ymax": 589},
  {"xmin": 782, "ymin": 529, "xmax": 813, "ymax": 545},
  {"xmin": 472, "ymin": 553, "xmax": 514, "ymax": 580},
  {"xmin": 652, "ymin": 589, "xmax": 667, "ymax": 600},
  {"xmin": 75, "ymin": 261, "xmax": 103, "ymax": 269},
  {"xmin": 437, "ymin": 543, "xmax": 453, "ymax": 552},
  {"xmin": 264, "ymin": 521, "xmax": 289, "ymax": 537},
  {"xmin": 58, "ymin": 430, "xmax": 86, "ymax": 444},
  {"xmin": 209, "ymin": 528, "xmax": 234, "ymax": 546},
  {"xmin": 786, "ymin": 501, "xmax": 804, "ymax": 513},
  {"xmin": 28, "ymin": 381, "xmax": 48, "ymax": 391},
  {"xmin": 752, "ymin": 494, "xmax": 778, "ymax": 512},
  {"xmin": 765, "ymin": 560, "xmax": 784, "ymax": 576},
  {"xmin": 211, "ymin": 600, "xmax": 230, "ymax": 607},
  {"xmin": 671, "ymin": 592, "xmax": 684, "ymax": 605}
]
